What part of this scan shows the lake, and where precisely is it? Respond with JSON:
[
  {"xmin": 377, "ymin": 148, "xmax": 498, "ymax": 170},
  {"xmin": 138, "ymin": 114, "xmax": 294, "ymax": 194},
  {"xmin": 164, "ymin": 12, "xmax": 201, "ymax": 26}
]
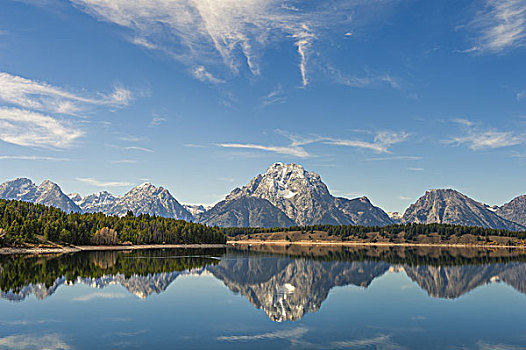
[{"xmin": 1, "ymin": 245, "xmax": 526, "ymax": 349}]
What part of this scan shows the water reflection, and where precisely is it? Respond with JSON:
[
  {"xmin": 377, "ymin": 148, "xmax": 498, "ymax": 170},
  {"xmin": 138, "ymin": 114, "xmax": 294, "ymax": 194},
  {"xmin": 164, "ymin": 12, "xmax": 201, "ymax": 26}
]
[{"xmin": 2, "ymin": 245, "xmax": 526, "ymax": 322}]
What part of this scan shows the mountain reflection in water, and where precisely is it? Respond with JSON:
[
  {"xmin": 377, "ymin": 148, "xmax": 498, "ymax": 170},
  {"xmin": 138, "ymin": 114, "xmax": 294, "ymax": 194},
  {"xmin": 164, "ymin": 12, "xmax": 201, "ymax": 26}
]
[{"xmin": 1, "ymin": 245, "xmax": 526, "ymax": 322}]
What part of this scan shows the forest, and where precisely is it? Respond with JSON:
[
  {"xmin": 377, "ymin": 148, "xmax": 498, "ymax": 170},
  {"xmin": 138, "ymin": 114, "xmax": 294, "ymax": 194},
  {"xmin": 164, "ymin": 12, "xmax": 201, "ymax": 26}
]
[
  {"xmin": 222, "ymin": 223, "xmax": 526, "ymax": 241},
  {"xmin": 0, "ymin": 199, "xmax": 226, "ymax": 246}
]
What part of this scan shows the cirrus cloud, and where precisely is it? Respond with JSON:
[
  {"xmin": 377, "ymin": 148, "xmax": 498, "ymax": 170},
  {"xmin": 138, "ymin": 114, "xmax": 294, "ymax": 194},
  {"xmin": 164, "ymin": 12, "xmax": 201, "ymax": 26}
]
[
  {"xmin": 68, "ymin": 0, "xmax": 387, "ymax": 86},
  {"xmin": 467, "ymin": 0, "xmax": 526, "ymax": 53},
  {"xmin": 0, "ymin": 107, "xmax": 83, "ymax": 148},
  {"xmin": 446, "ymin": 119, "xmax": 524, "ymax": 150},
  {"xmin": 0, "ymin": 72, "xmax": 132, "ymax": 115}
]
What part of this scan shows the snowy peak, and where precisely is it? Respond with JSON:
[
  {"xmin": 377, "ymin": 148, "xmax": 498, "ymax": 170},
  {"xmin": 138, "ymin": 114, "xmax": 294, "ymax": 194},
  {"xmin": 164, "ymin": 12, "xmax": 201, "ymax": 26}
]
[
  {"xmin": 218, "ymin": 163, "xmax": 392, "ymax": 227},
  {"xmin": 76, "ymin": 191, "xmax": 119, "ymax": 214},
  {"xmin": 109, "ymin": 183, "xmax": 193, "ymax": 220},
  {"xmin": 0, "ymin": 178, "xmax": 81, "ymax": 213},
  {"xmin": 183, "ymin": 204, "xmax": 211, "ymax": 217}
]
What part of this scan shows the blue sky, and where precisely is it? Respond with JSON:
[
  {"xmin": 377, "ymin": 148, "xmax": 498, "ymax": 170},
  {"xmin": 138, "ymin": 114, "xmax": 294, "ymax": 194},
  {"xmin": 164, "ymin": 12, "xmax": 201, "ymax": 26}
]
[{"xmin": 0, "ymin": 0, "xmax": 525, "ymax": 212}]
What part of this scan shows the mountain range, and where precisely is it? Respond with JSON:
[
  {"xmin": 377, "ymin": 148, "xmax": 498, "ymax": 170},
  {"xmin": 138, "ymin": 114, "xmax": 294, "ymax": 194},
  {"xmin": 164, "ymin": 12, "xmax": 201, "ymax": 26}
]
[
  {"xmin": 1, "ymin": 162, "xmax": 525, "ymax": 230},
  {"xmin": 3, "ymin": 255, "xmax": 526, "ymax": 322}
]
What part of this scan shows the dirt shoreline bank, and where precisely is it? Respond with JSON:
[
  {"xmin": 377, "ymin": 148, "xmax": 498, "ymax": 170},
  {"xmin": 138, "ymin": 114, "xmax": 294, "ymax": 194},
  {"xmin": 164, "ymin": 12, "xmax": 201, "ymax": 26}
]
[
  {"xmin": 228, "ymin": 240, "xmax": 526, "ymax": 249},
  {"xmin": 0, "ymin": 244, "xmax": 227, "ymax": 255},
  {"xmin": 2, "ymin": 240, "xmax": 526, "ymax": 255}
]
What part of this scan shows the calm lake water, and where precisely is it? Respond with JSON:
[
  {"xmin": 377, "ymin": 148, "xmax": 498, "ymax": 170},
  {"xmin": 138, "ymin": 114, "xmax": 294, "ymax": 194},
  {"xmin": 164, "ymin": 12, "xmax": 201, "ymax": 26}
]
[{"xmin": 1, "ymin": 245, "xmax": 526, "ymax": 349}]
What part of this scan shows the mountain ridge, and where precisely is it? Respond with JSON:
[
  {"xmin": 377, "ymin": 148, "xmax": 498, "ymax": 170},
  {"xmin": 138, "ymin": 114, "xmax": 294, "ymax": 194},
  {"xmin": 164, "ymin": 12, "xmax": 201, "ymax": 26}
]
[{"xmin": 1, "ymin": 164, "xmax": 525, "ymax": 230}]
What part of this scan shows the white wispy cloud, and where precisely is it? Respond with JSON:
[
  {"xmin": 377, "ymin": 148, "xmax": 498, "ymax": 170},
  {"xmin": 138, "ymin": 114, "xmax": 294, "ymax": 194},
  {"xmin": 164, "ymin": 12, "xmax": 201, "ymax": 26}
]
[
  {"xmin": 219, "ymin": 143, "xmax": 310, "ymax": 158},
  {"xmin": 0, "ymin": 333, "xmax": 71, "ymax": 350},
  {"xmin": 365, "ymin": 155, "xmax": 422, "ymax": 161},
  {"xmin": 149, "ymin": 116, "xmax": 167, "ymax": 127},
  {"xmin": 260, "ymin": 85, "xmax": 287, "ymax": 107},
  {"xmin": 219, "ymin": 129, "xmax": 325, "ymax": 158},
  {"xmin": 192, "ymin": 66, "xmax": 225, "ymax": 84},
  {"xmin": 72, "ymin": 292, "xmax": 127, "ymax": 302},
  {"xmin": 184, "ymin": 143, "xmax": 207, "ymax": 148},
  {"xmin": 476, "ymin": 340, "xmax": 526, "ymax": 350},
  {"xmin": 293, "ymin": 25, "xmax": 315, "ymax": 86},
  {"xmin": 325, "ymin": 131, "xmax": 409, "ymax": 153},
  {"xmin": 0, "ymin": 155, "xmax": 70, "ymax": 161},
  {"xmin": 0, "ymin": 72, "xmax": 132, "ymax": 115},
  {"xmin": 219, "ymin": 328, "xmax": 402, "ymax": 350},
  {"xmin": 327, "ymin": 65, "xmax": 402, "ymax": 89},
  {"xmin": 124, "ymin": 146, "xmax": 154, "ymax": 153},
  {"xmin": 68, "ymin": 0, "xmax": 378, "ymax": 85},
  {"xmin": 77, "ymin": 178, "xmax": 132, "ymax": 187},
  {"xmin": 517, "ymin": 89, "xmax": 526, "ymax": 101},
  {"xmin": 0, "ymin": 107, "xmax": 84, "ymax": 148},
  {"xmin": 407, "ymin": 167, "xmax": 424, "ymax": 171},
  {"xmin": 109, "ymin": 159, "xmax": 137, "ymax": 164},
  {"xmin": 218, "ymin": 327, "xmax": 308, "ymax": 342},
  {"xmin": 219, "ymin": 129, "xmax": 408, "ymax": 157},
  {"xmin": 447, "ymin": 119, "xmax": 524, "ymax": 150},
  {"xmin": 117, "ymin": 135, "xmax": 146, "ymax": 142},
  {"xmin": 468, "ymin": 0, "xmax": 526, "ymax": 53}
]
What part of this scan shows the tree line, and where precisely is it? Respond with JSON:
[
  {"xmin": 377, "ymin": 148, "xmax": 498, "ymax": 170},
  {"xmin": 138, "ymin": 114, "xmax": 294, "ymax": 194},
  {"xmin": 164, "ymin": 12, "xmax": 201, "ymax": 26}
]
[
  {"xmin": 221, "ymin": 223, "xmax": 526, "ymax": 240},
  {"xmin": 0, "ymin": 199, "xmax": 226, "ymax": 246}
]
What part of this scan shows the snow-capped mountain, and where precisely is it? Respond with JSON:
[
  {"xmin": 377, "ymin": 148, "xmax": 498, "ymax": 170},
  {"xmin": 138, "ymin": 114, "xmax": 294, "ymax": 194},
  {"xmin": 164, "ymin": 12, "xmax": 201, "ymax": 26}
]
[
  {"xmin": 183, "ymin": 204, "xmax": 211, "ymax": 217},
  {"xmin": 72, "ymin": 183, "xmax": 194, "ymax": 221},
  {"xmin": 201, "ymin": 162, "xmax": 393, "ymax": 227},
  {"xmin": 402, "ymin": 189, "xmax": 524, "ymax": 231},
  {"xmin": 107, "ymin": 182, "xmax": 193, "ymax": 220},
  {"xmin": 387, "ymin": 212, "xmax": 403, "ymax": 223},
  {"xmin": 0, "ymin": 178, "xmax": 81, "ymax": 213},
  {"xmin": 70, "ymin": 191, "xmax": 117, "ymax": 214}
]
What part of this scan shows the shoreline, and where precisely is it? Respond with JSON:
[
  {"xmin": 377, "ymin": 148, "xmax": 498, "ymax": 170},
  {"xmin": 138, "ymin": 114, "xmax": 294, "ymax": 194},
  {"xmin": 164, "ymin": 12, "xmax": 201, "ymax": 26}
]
[
  {"xmin": 228, "ymin": 240, "xmax": 526, "ymax": 249},
  {"xmin": 2, "ymin": 240, "xmax": 526, "ymax": 255},
  {"xmin": 0, "ymin": 244, "xmax": 227, "ymax": 255}
]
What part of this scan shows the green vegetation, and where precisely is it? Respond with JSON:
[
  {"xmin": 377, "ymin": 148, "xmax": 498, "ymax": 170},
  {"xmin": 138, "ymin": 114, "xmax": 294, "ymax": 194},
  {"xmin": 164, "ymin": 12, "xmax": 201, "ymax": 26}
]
[
  {"xmin": 0, "ymin": 248, "xmax": 223, "ymax": 293},
  {"xmin": 222, "ymin": 223, "xmax": 526, "ymax": 241},
  {"xmin": 0, "ymin": 199, "xmax": 226, "ymax": 246}
]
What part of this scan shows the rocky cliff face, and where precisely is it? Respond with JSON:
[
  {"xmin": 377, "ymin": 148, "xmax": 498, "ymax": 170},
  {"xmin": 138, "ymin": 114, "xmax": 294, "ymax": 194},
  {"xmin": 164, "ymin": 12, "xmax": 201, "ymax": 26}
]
[
  {"xmin": 496, "ymin": 195, "xmax": 526, "ymax": 227},
  {"xmin": 334, "ymin": 196, "xmax": 394, "ymax": 226},
  {"xmin": 198, "ymin": 197, "xmax": 296, "ymax": 228},
  {"xmin": 0, "ymin": 178, "xmax": 81, "ymax": 213},
  {"xmin": 205, "ymin": 162, "xmax": 392, "ymax": 227},
  {"xmin": 402, "ymin": 189, "xmax": 524, "ymax": 231}
]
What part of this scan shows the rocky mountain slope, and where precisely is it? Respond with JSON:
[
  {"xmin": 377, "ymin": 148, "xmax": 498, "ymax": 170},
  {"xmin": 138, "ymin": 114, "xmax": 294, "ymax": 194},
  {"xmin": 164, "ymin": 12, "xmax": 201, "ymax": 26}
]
[
  {"xmin": 0, "ymin": 178, "xmax": 81, "ymax": 213},
  {"xmin": 496, "ymin": 195, "xmax": 526, "ymax": 227},
  {"xmin": 73, "ymin": 183, "xmax": 194, "ymax": 221},
  {"xmin": 198, "ymin": 197, "xmax": 296, "ymax": 228},
  {"xmin": 1, "ymin": 170, "xmax": 525, "ymax": 230},
  {"xmin": 402, "ymin": 189, "xmax": 524, "ymax": 231},
  {"xmin": 202, "ymin": 163, "xmax": 393, "ymax": 227}
]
